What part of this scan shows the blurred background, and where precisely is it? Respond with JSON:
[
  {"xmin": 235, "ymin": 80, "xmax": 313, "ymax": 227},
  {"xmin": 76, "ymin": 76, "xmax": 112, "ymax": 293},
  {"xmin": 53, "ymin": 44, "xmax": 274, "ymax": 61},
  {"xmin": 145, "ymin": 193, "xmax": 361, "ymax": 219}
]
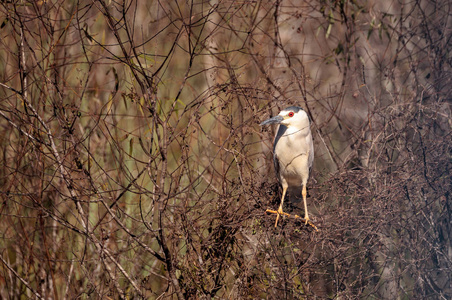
[{"xmin": 0, "ymin": 0, "xmax": 450, "ymax": 298}]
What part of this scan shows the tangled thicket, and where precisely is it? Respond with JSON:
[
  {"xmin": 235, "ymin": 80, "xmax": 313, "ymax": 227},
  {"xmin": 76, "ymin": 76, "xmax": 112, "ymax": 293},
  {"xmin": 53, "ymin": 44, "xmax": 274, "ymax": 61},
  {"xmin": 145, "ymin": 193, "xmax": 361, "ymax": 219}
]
[{"xmin": 0, "ymin": 0, "xmax": 450, "ymax": 299}]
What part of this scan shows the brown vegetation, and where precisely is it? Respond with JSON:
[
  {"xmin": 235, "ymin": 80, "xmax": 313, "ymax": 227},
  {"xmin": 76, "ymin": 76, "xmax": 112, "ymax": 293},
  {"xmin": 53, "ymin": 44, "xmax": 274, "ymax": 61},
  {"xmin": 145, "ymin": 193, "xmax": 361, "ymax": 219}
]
[{"xmin": 0, "ymin": 0, "xmax": 450, "ymax": 298}]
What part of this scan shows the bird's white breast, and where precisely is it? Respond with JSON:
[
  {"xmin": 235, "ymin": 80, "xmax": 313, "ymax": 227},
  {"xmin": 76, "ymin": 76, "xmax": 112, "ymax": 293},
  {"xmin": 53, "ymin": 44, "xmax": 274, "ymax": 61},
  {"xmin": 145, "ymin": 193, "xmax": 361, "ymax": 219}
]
[{"xmin": 274, "ymin": 125, "xmax": 313, "ymax": 186}]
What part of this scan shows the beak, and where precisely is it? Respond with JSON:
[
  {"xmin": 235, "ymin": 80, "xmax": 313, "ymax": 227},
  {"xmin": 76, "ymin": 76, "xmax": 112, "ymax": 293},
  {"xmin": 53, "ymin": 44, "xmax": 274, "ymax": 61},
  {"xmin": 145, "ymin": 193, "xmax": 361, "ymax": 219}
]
[{"xmin": 260, "ymin": 115, "xmax": 284, "ymax": 126}]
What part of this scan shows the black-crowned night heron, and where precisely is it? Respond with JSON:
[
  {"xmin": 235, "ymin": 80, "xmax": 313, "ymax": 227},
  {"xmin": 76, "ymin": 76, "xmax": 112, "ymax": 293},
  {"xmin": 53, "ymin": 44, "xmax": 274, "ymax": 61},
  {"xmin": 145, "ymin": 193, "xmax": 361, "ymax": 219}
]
[{"xmin": 260, "ymin": 106, "xmax": 315, "ymax": 228}]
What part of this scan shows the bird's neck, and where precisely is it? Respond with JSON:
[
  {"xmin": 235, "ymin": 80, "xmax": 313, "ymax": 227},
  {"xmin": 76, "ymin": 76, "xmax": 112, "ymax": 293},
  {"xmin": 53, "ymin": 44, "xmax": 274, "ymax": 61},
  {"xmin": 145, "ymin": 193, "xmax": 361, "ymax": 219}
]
[{"xmin": 283, "ymin": 124, "xmax": 310, "ymax": 137}]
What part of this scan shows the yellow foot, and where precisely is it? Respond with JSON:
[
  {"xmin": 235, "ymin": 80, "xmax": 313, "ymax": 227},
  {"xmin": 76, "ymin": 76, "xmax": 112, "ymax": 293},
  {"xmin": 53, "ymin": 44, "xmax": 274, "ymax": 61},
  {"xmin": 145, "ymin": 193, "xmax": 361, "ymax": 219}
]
[
  {"xmin": 266, "ymin": 209, "xmax": 290, "ymax": 217},
  {"xmin": 265, "ymin": 209, "xmax": 318, "ymax": 231},
  {"xmin": 305, "ymin": 219, "xmax": 318, "ymax": 231},
  {"xmin": 265, "ymin": 208, "xmax": 289, "ymax": 227}
]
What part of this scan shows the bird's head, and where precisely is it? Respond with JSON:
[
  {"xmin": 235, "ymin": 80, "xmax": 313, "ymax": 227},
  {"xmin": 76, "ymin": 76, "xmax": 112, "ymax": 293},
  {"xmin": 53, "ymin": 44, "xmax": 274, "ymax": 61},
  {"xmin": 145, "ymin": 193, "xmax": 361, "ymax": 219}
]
[{"xmin": 260, "ymin": 106, "xmax": 310, "ymax": 128}]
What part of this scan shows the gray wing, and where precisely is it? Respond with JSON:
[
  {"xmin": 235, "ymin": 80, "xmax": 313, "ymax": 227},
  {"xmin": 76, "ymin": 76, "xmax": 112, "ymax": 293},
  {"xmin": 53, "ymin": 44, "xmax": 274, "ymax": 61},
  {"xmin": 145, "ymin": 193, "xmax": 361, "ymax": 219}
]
[
  {"xmin": 307, "ymin": 132, "xmax": 314, "ymax": 171},
  {"xmin": 272, "ymin": 125, "xmax": 287, "ymax": 181},
  {"xmin": 273, "ymin": 151, "xmax": 281, "ymax": 182}
]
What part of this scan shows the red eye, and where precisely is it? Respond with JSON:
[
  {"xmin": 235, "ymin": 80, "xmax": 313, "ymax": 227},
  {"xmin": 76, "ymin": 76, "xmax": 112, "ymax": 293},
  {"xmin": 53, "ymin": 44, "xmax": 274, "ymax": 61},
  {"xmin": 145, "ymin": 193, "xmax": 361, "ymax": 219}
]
[{"xmin": 288, "ymin": 112, "xmax": 294, "ymax": 117}]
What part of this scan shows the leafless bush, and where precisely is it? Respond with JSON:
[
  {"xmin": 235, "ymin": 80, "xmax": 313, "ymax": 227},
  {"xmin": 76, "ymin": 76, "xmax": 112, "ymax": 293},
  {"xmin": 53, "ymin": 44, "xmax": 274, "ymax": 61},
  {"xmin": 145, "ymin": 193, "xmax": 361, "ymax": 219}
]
[{"xmin": 0, "ymin": 0, "xmax": 450, "ymax": 299}]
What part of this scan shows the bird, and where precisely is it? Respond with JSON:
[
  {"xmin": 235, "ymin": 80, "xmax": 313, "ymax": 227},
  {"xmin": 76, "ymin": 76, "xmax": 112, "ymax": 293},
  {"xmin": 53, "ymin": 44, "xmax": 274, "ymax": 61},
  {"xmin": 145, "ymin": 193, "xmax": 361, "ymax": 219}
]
[{"xmin": 260, "ymin": 106, "xmax": 315, "ymax": 228}]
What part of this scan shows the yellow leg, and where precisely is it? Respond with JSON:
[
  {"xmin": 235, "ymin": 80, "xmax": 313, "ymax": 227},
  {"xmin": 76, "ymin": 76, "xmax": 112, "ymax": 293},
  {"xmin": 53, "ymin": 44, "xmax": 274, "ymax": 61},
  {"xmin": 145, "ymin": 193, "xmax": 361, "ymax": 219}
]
[
  {"xmin": 266, "ymin": 184, "xmax": 317, "ymax": 230},
  {"xmin": 302, "ymin": 184, "xmax": 309, "ymax": 224},
  {"xmin": 274, "ymin": 186, "xmax": 287, "ymax": 227}
]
